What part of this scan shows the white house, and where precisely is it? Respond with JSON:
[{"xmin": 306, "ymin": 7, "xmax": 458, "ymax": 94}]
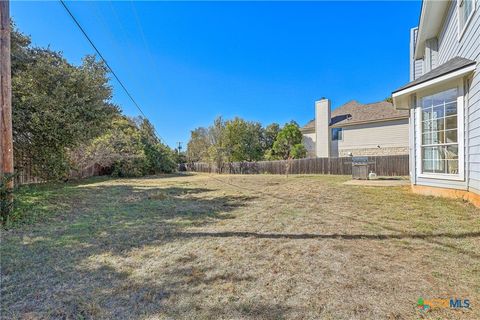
[
  {"xmin": 300, "ymin": 99, "xmax": 409, "ymax": 158},
  {"xmin": 392, "ymin": 0, "xmax": 480, "ymax": 207}
]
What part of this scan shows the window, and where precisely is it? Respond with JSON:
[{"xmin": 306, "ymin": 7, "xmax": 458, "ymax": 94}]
[
  {"xmin": 459, "ymin": 0, "xmax": 475, "ymax": 38},
  {"xmin": 332, "ymin": 128, "xmax": 343, "ymax": 141},
  {"xmin": 420, "ymin": 88, "xmax": 459, "ymax": 174}
]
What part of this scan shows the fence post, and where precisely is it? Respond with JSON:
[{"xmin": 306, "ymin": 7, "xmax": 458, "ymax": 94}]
[{"xmin": 186, "ymin": 155, "xmax": 409, "ymax": 177}]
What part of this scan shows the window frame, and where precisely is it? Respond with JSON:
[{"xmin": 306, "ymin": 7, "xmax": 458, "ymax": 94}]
[
  {"xmin": 458, "ymin": 0, "xmax": 476, "ymax": 40},
  {"xmin": 415, "ymin": 79, "xmax": 465, "ymax": 181},
  {"xmin": 331, "ymin": 128, "xmax": 343, "ymax": 141}
]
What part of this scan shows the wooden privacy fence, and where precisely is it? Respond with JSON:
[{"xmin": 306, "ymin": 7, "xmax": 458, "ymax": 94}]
[
  {"xmin": 14, "ymin": 160, "xmax": 105, "ymax": 186},
  {"xmin": 186, "ymin": 155, "xmax": 409, "ymax": 176}
]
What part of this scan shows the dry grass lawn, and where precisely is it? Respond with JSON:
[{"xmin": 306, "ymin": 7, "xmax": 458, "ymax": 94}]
[{"xmin": 1, "ymin": 173, "xmax": 479, "ymax": 319}]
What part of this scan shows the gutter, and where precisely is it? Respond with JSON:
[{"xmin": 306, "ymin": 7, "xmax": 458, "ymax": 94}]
[{"xmin": 329, "ymin": 116, "xmax": 410, "ymax": 128}]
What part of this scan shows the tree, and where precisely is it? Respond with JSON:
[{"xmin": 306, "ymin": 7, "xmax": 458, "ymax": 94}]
[
  {"xmin": 73, "ymin": 116, "xmax": 176, "ymax": 177},
  {"xmin": 271, "ymin": 121, "xmax": 307, "ymax": 160},
  {"xmin": 80, "ymin": 116, "xmax": 147, "ymax": 177},
  {"xmin": 137, "ymin": 117, "xmax": 176, "ymax": 174},
  {"xmin": 186, "ymin": 117, "xmax": 228, "ymax": 167},
  {"xmin": 186, "ymin": 116, "xmax": 227, "ymax": 165},
  {"xmin": 290, "ymin": 143, "xmax": 307, "ymax": 159},
  {"xmin": 263, "ymin": 123, "xmax": 280, "ymax": 151},
  {"xmin": 11, "ymin": 26, "xmax": 118, "ymax": 179},
  {"xmin": 223, "ymin": 117, "xmax": 264, "ymax": 162},
  {"xmin": 186, "ymin": 117, "xmax": 305, "ymax": 165},
  {"xmin": 10, "ymin": 22, "xmax": 176, "ymax": 181},
  {"xmin": 186, "ymin": 127, "xmax": 210, "ymax": 162},
  {"xmin": 206, "ymin": 117, "xmax": 227, "ymax": 168}
]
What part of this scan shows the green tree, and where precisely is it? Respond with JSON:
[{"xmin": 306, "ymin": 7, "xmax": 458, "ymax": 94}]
[
  {"xmin": 271, "ymin": 121, "xmax": 307, "ymax": 160},
  {"xmin": 223, "ymin": 117, "xmax": 264, "ymax": 162},
  {"xmin": 186, "ymin": 117, "xmax": 227, "ymax": 166},
  {"xmin": 11, "ymin": 26, "xmax": 118, "ymax": 179},
  {"xmin": 137, "ymin": 117, "xmax": 176, "ymax": 174},
  {"xmin": 290, "ymin": 143, "xmax": 307, "ymax": 159},
  {"xmin": 173, "ymin": 151, "xmax": 187, "ymax": 166},
  {"xmin": 206, "ymin": 117, "xmax": 227, "ymax": 168},
  {"xmin": 263, "ymin": 123, "xmax": 281, "ymax": 152},
  {"xmin": 186, "ymin": 127, "xmax": 211, "ymax": 162},
  {"xmin": 74, "ymin": 116, "xmax": 176, "ymax": 177},
  {"xmin": 82, "ymin": 116, "xmax": 147, "ymax": 177},
  {"xmin": 186, "ymin": 117, "xmax": 305, "ymax": 165}
]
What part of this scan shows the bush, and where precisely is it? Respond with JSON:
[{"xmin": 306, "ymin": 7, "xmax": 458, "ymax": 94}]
[
  {"xmin": 111, "ymin": 157, "xmax": 147, "ymax": 177},
  {"xmin": 73, "ymin": 116, "xmax": 177, "ymax": 178}
]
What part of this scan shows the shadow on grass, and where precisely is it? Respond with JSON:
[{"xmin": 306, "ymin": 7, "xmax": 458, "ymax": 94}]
[
  {"xmin": 207, "ymin": 176, "xmax": 480, "ymax": 260},
  {"xmin": 176, "ymin": 230, "xmax": 480, "ymax": 241},
  {"xmin": 43, "ymin": 262, "xmax": 292, "ymax": 319},
  {"xmin": 45, "ymin": 262, "xmax": 261, "ymax": 319},
  {"xmin": 19, "ymin": 183, "xmax": 257, "ymax": 252},
  {"xmin": 1, "ymin": 182, "xmax": 259, "ymax": 319},
  {"xmin": 3, "ymin": 176, "xmax": 478, "ymax": 318}
]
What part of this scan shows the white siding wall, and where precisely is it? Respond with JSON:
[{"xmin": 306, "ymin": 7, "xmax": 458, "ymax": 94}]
[
  {"xmin": 436, "ymin": 0, "xmax": 480, "ymax": 193},
  {"xmin": 338, "ymin": 119, "xmax": 409, "ymax": 151},
  {"xmin": 411, "ymin": 28, "xmax": 424, "ymax": 80},
  {"xmin": 414, "ymin": 60, "xmax": 424, "ymax": 79},
  {"xmin": 425, "ymin": 38, "xmax": 439, "ymax": 72}
]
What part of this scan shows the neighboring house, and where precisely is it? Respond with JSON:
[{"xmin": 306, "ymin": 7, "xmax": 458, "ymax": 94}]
[
  {"xmin": 392, "ymin": 0, "xmax": 480, "ymax": 207},
  {"xmin": 300, "ymin": 99, "xmax": 410, "ymax": 157}
]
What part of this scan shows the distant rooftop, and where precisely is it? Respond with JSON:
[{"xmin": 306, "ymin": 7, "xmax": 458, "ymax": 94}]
[{"xmin": 301, "ymin": 100, "xmax": 409, "ymax": 132}]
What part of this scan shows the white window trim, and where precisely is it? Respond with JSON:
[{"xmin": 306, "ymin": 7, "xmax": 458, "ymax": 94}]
[
  {"xmin": 392, "ymin": 64, "xmax": 476, "ymax": 99},
  {"xmin": 458, "ymin": 0, "xmax": 476, "ymax": 41},
  {"xmin": 415, "ymin": 79, "xmax": 465, "ymax": 181}
]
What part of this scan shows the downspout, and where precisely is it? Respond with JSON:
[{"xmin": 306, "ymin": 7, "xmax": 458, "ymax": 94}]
[
  {"xmin": 410, "ymin": 94, "xmax": 417, "ymax": 185},
  {"xmin": 465, "ymin": 77, "xmax": 471, "ymax": 190}
]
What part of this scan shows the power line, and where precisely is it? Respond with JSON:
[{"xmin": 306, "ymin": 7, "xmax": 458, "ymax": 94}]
[
  {"xmin": 59, "ymin": 0, "xmax": 165, "ymax": 143},
  {"xmin": 130, "ymin": 1, "xmax": 163, "ymax": 94}
]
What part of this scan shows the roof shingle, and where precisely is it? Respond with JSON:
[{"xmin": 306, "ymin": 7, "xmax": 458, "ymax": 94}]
[
  {"xmin": 392, "ymin": 56, "xmax": 476, "ymax": 94},
  {"xmin": 301, "ymin": 100, "xmax": 409, "ymax": 131}
]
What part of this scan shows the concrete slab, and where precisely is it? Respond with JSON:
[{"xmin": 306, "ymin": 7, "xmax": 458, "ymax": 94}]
[{"xmin": 343, "ymin": 179, "xmax": 410, "ymax": 187}]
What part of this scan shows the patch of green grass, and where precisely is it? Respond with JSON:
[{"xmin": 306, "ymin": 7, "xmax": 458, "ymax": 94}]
[{"xmin": 5, "ymin": 177, "xmax": 113, "ymax": 228}]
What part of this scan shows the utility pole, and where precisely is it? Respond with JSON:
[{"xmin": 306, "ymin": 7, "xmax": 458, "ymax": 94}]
[{"xmin": 0, "ymin": 0, "xmax": 14, "ymax": 220}]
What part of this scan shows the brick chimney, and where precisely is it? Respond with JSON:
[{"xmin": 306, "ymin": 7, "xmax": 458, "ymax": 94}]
[{"xmin": 315, "ymin": 98, "xmax": 331, "ymax": 158}]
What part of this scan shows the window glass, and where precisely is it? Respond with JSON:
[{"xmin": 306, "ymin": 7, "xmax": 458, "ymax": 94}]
[
  {"xmin": 459, "ymin": 0, "xmax": 475, "ymax": 34},
  {"xmin": 445, "ymin": 130, "xmax": 458, "ymax": 143},
  {"xmin": 332, "ymin": 128, "xmax": 342, "ymax": 141},
  {"xmin": 445, "ymin": 102, "xmax": 457, "ymax": 116},
  {"xmin": 432, "ymin": 105, "xmax": 445, "ymax": 118},
  {"xmin": 445, "ymin": 116, "xmax": 457, "ymax": 130},
  {"xmin": 420, "ymin": 88, "xmax": 459, "ymax": 175},
  {"xmin": 447, "ymin": 160, "xmax": 459, "ymax": 174}
]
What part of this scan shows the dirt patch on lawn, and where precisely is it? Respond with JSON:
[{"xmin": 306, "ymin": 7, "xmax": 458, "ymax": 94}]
[{"xmin": 343, "ymin": 179, "xmax": 410, "ymax": 187}]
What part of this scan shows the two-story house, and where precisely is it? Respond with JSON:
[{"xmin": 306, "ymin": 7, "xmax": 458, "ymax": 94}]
[
  {"xmin": 301, "ymin": 98, "xmax": 409, "ymax": 157},
  {"xmin": 392, "ymin": 0, "xmax": 480, "ymax": 207}
]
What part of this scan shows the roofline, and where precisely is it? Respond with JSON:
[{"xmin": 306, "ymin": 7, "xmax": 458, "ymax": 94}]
[
  {"xmin": 392, "ymin": 62, "xmax": 476, "ymax": 96},
  {"xmin": 300, "ymin": 127, "xmax": 315, "ymax": 133},
  {"xmin": 414, "ymin": 0, "xmax": 450, "ymax": 59},
  {"xmin": 329, "ymin": 116, "xmax": 409, "ymax": 128}
]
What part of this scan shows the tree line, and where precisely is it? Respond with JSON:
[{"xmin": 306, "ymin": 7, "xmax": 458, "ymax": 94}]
[
  {"xmin": 186, "ymin": 117, "xmax": 307, "ymax": 167},
  {"xmin": 11, "ymin": 23, "xmax": 177, "ymax": 180}
]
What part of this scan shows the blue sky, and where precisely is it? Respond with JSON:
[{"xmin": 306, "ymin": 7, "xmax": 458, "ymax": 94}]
[{"xmin": 11, "ymin": 1, "xmax": 421, "ymax": 148}]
